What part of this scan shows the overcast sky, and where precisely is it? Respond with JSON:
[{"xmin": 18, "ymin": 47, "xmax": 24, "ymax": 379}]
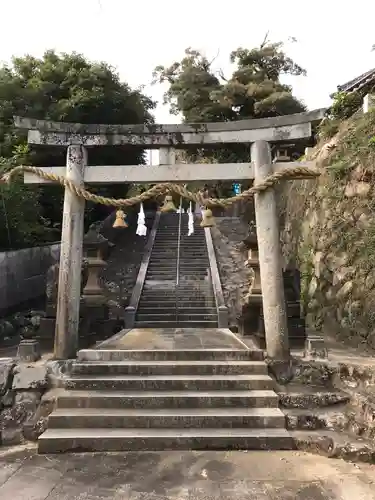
[{"xmin": 1, "ymin": 0, "xmax": 374, "ymax": 126}]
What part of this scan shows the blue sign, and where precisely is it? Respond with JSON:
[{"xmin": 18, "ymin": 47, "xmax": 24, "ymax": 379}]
[{"xmin": 233, "ymin": 183, "xmax": 241, "ymax": 195}]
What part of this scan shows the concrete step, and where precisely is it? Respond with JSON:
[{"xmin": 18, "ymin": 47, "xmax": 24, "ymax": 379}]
[
  {"xmin": 147, "ymin": 265, "xmax": 209, "ymax": 270},
  {"xmin": 137, "ymin": 307, "xmax": 217, "ymax": 314},
  {"xmin": 57, "ymin": 389, "xmax": 276, "ymax": 409},
  {"xmin": 38, "ymin": 428, "xmax": 293, "ymax": 453},
  {"xmin": 142, "ymin": 286, "xmax": 213, "ymax": 292},
  {"xmin": 48, "ymin": 407, "xmax": 285, "ymax": 429},
  {"xmin": 138, "ymin": 298, "xmax": 215, "ymax": 303},
  {"xmin": 65, "ymin": 374, "xmax": 274, "ymax": 391},
  {"xmin": 71, "ymin": 360, "xmax": 268, "ymax": 376},
  {"xmin": 140, "ymin": 290, "xmax": 214, "ymax": 296},
  {"xmin": 136, "ymin": 314, "xmax": 218, "ymax": 322},
  {"xmin": 149, "ymin": 259, "xmax": 208, "ymax": 265},
  {"xmin": 137, "ymin": 306, "xmax": 216, "ymax": 313},
  {"xmin": 139, "ymin": 297, "xmax": 216, "ymax": 311},
  {"xmin": 134, "ymin": 321, "xmax": 218, "ymax": 328},
  {"xmin": 77, "ymin": 349, "xmax": 264, "ymax": 362},
  {"xmin": 138, "ymin": 299, "xmax": 215, "ymax": 305}
]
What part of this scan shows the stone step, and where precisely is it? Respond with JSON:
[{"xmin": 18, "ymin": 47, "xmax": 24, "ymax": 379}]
[
  {"xmin": 150, "ymin": 254, "xmax": 207, "ymax": 259},
  {"xmin": 77, "ymin": 349, "xmax": 264, "ymax": 362},
  {"xmin": 141, "ymin": 290, "xmax": 214, "ymax": 301},
  {"xmin": 139, "ymin": 297, "xmax": 215, "ymax": 303},
  {"xmin": 38, "ymin": 428, "xmax": 293, "ymax": 453},
  {"xmin": 47, "ymin": 407, "xmax": 285, "ymax": 429},
  {"xmin": 145, "ymin": 275, "xmax": 211, "ymax": 281},
  {"xmin": 71, "ymin": 360, "xmax": 268, "ymax": 376},
  {"xmin": 137, "ymin": 292, "xmax": 215, "ymax": 307},
  {"xmin": 138, "ymin": 298, "xmax": 215, "ymax": 303},
  {"xmin": 57, "ymin": 389, "xmax": 275, "ymax": 409},
  {"xmin": 142, "ymin": 287, "xmax": 213, "ymax": 292},
  {"xmin": 179, "ymin": 253, "xmax": 208, "ymax": 257},
  {"xmin": 138, "ymin": 301, "xmax": 217, "ymax": 315},
  {"xmin": 134, "ymin": 321, "xmax": 218, "ymax": 328},
  {"xmin": 148, "ymin": 258, "xmax": 208, "ymax": 264},
  {"xmin": 136, "ymin": 314, "xmax": 218, "ymax": 322},
  {"xmin": 64, "ymin": 374, "xmax": 274, "ymax": 391},
  {"xmin": 147, "ymin": 265, "xmax": 209, "ymax": 270},
  {"xmin": 137, "ymin": 304, "xmax": 216, "ymax": 311}
]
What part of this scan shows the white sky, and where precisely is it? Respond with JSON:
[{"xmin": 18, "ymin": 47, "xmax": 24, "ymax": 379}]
[{"xmin": 1, "ymin": 0, "xmax": 374, "ymax": 126}]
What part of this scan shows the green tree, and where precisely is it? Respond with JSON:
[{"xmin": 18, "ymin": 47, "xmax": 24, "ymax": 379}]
[
  {"xmin": 153, "ymin": 39, "xmax": 306, "ymax": 197},
  {"xmin": 153, "ymin": 39, "xmax": 306, "ymax": 124},
  {"xmin": 0, "ymin": 50, "xmax": 155, "ymax": 250}
]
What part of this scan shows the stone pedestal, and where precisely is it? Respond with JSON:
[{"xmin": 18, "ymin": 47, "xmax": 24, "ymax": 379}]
[
  {"xmin": 304, "ymin": 335, "xmax": 328, "ymax": 360},
  {"xmin": 17, "ymin": 339, "xmax": 41, "ymax": 362}
]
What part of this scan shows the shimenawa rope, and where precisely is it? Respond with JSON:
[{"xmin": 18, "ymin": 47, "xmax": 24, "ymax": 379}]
[{"xmin": 0, "ymin": 164, "xmax": 319, "ymax": 208}]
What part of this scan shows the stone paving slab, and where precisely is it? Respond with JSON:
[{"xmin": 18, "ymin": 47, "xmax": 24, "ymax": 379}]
[
  {"xmin": 98, "ymin": 328, "xmax": 253, "ymax": 350},
  {"xmin": 1, "ymin": 447, "xmax": 375, "ymax": 499}
]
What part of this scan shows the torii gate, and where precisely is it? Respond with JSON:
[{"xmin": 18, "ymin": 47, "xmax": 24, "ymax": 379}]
[{"xmin": 11, "ymin": 110, "xmax": 325, "ymax": 361}]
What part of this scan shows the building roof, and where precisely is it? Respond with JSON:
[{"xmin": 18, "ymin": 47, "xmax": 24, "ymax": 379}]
[{"xmin": 337, "ymin": 68, "xmax": 375, "ymax": 93}]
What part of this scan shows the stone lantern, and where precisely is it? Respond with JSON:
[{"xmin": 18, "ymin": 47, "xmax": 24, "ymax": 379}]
[
  {"xmin": 82, "ymin": 224, "xmax": 108, "ymax": 307},
  {"xmin": 239, "ymin": 230, "xmax": 263, "ymax": 338}
]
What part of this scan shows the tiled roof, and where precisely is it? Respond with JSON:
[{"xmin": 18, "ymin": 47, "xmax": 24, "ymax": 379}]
[{"xmin": 337, "ymin": 68, "xmax": 375, "ymax": 93}]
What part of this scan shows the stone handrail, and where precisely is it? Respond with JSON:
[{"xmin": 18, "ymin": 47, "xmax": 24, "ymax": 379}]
[
  {"xmin": 204, "ymin": 227, "xmax": 229, "ymax": 329},
  {"xmin": 124, "ymin": 212, "xmax": 160, "ymax": 329}
]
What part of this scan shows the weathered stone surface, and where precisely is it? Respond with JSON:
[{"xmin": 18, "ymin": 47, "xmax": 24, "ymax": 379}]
[
  {"xmin": 0, "ymin": 391, "xmax": 40, "ymax": 440},
  {"xmin": 210, "ymin": 218, "xmax": 251, "ymax": 327},
  {"xmin": 23, "ymin": 389, "xmax": 59, "ymax": 441},
  {"xmin": 279, "ymin": 391, "xmax": 349, "ymax": 409},
  {"xmin": 289, "ymin": 360, "xmax": 334, "ymax": 386},
  {"xmin": 285, "ymin": 407, "xmax": 347, "ymax": 432},
  {"xmin": 12, "ymin": 365, "xmax": 48, "ymax": 390},
  {"xmin": 0, "ymin": 358, "xmax": 15, "ymax": 396},
  {"xmin": 266, "ymin": 359, "xmax": 293, "ymax": 384},
  {"xmin": 291, "ymin": 430, "xmax": 375, "ymax": 463},
  {"xmin": 46, "ymin": 360, "xmax": 73, "ymax": 388},
  {"xmin": 1, "ymin": 390, "xmax": 15, "ymax": 408}
]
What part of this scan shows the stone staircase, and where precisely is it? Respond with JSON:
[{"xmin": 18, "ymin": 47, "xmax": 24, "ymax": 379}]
[
  {"xmin": 38, "ymin": 346, "xmax": 292, "ymax": 453},
  {"xmin": 135, "ymin": 213, "xmax": 218, "ymax": 328}
]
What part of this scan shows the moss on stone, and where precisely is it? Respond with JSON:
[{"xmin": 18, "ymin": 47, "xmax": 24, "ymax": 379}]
[{"xmin": 282, "ymin": 110, "xmax": 375, "ymax": 348}]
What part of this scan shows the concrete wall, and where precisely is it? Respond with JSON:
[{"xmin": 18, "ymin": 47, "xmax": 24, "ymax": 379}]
[{"xmin": 0, "ymin": 243, "xmax": 60, "ymax": 315}]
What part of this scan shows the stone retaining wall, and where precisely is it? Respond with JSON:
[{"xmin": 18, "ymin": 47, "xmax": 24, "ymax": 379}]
[
  {"xmin": 0, "ymin": 358, "xmax": 53, "ymax": 446},
  {"xmin": 0, "ymin": 244, "xmax": 60, "ymax": 315},
  {"xmin": 210, "ymin": 217, "xmax": 251, "ymax": 327}
]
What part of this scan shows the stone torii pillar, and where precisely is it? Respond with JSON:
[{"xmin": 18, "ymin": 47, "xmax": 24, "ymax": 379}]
[
  {"xmin": 252, "ymin": 140, "xmax": 289, "ymax": 361},
  {"xmin": 54, "ymin": 145, "xmax": 87, "ymax": 359}
]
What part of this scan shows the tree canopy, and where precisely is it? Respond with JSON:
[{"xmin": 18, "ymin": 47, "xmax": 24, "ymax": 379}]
[
  {"xmin": 153, "ymin": 39, "xmax": 306, "ymax": 123},
  {"xmin": 0, "ymin": 50, "xmax": 155, "ymax": 250},
  {"xmin": 153, "ymin": 38, "xmax": 306, "ymax": 196}
]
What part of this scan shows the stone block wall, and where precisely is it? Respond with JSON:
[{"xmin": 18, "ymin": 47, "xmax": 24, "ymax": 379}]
[
  {"xmin": 0, "ymin": 244, "xmax": 60, "ymax": 316},
  {"xmin": 281, "ymin": 111, "xmax": 375, "ymax": 349},
  {"xmin": 0, "ymin": 358, "xmax": 53, "ymax": 445},
  {"xmin": 210, "ymin": 217, "xmax": 251, "ymax": 327}
]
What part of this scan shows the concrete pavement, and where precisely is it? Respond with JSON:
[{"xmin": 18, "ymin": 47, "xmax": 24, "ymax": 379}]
[{"xmin": 1, "ymin": 445, "xmax": 375, "ymax": 499}]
